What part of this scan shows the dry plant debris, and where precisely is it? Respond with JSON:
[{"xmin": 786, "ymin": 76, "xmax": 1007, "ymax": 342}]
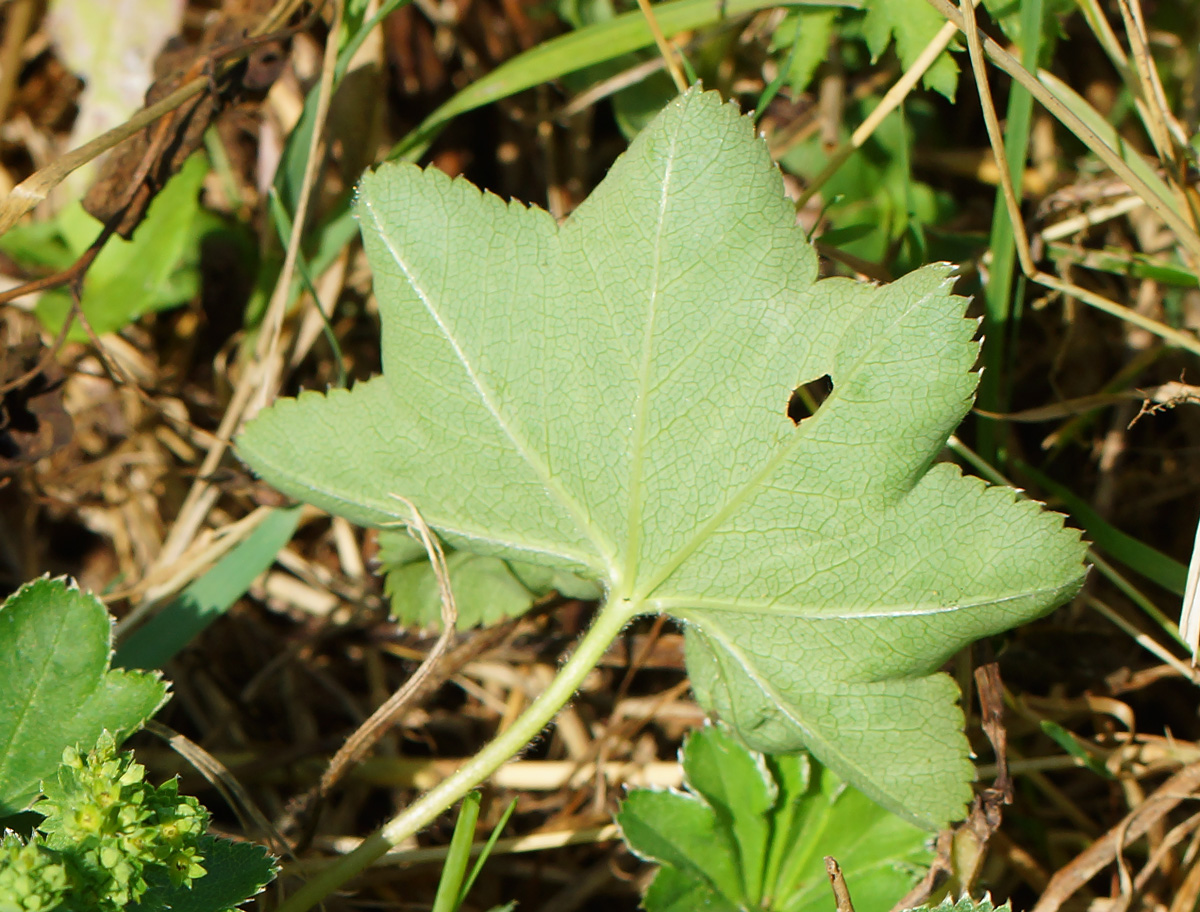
[{"xmin": 4, "ymin": 1, "xmax": 1200, "ymax": 911}]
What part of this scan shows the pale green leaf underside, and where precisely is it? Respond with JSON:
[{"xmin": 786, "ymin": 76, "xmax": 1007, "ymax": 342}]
[{"xmin": 238, "ymin": 88, "xmax": 1086, "ymax": 827}]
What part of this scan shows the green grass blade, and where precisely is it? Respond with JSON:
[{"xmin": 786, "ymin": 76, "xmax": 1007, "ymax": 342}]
[
  {"xmin": 390, "ymin": 0, "xmax": 860, "ymax": 161},
  {"xmin": 432, "ymin": 792, "xmax": 481, "ymax": 912},
  {"xmin": 1039, "ymin": 721, "xmax": 1112, "ymax": 779},
  {"xmin": 976, "ymin": 0, "xmax": 1041, "ymax": 465},
  {"xmin": 113, "ymin": 507, "xmax": 302, "ymax": 670},
  {"xmin": 458, "ymin": 798, "xmax": 519, "ymax": 907},
  {"xmin": 267, "ymin": 189, "xmax": 346, "ymax": 388},
  {"xmin": 754, "ymin": 21, "xmax": 803, "ymax": 122}
]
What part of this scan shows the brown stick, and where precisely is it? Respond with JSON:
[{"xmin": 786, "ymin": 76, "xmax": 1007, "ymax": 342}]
[
  {"xmin": 1030, "ymin": 762, "xmax": 1200, "ymax": 912},
  {"xmin": 826, "ymin": 857, "xmax": 857, "ymax": 912}
]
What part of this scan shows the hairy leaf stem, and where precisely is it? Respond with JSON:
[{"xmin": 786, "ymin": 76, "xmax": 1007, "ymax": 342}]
[{"xmin": 274, "ymin": 596, "xmax": 639, "ymax": 912}]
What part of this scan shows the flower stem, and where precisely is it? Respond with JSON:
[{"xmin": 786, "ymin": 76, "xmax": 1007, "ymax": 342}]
[{"xmin": 275, "ymin": 597, "xmax": 638, "ymax": 912}]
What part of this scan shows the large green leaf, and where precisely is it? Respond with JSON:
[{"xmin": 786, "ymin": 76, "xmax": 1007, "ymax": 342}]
[
  {"xmin": 238, "ymin": 88, "xmax": 1086, "ymax": 827},
  {"xmin": 0, "ymin": 579, "xmax": 168, "ymax": 815}
]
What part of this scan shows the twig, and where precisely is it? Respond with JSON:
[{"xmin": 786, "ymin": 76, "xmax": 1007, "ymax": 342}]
[
  {"xmin": 280, "ymin": 496, "xmax": 460, "ymax": 847},
  {"xmin": 318, "ymin": 496, "xmax": 458, "ymax": 794},
  {"xmin": 1029, "ymin": 762, "xmax": 1200, "ymax": 912},
  {"xmin": 0, "ymin": 0, "xmax": 34, "ymax": 126},
  {"xmin": 794, "ymin": 12, "xmax": 962, "ymax": 212},
  {"xmin": 825, "ymin": 857, "xmax": 857, "ymax": 912},
  {"xmin": 634, "ymin": 0, "xmax": 686, "ymax": 93}
]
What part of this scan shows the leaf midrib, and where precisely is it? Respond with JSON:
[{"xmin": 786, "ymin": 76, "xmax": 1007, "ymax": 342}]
[
  {"xmin": 656, "ymin": 584, "xmax": 1075, "ymax": 619},
  {"xmin": 690, "ymin": 621, "xmax": 899, "ymax": 814},
  {"xmin": 360, "ymin": 193, "xmax": 619, "ymax": 578},
  {"xmin": 633, "ymin": 286, "xmax": 934, "ymax": 603},
  {"xmin": 620, "ymin": 112, "xmax": 682, "ymax": 600}
]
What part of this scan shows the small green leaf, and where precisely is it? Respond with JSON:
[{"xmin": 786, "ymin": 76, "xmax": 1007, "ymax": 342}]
[
  {"xmin": 0, "ymin": 579, "xmax": 167, "ymax": 815},
  {"xmin": 770, "ymin": 762, "xmax": 931, "ymax": 912},
  {"xmin": 619, "ymin": 726, "xmax": 932, "ymax": 912},
  {"xmin": 139, "ymin": 836, "xmax": 278, "ymax": 912},
  {"xmin": 862, "ymin": 0, "xmax": 959, "ymax": 100},
  {"xmin": 644, "ymin": 865, "xmax": 740, "ymax": 912},
  {"xmin": 617, "ymin": 788, "xmax": 743, "ymax": 901},
  {"xmin": 385, "ymin": 547, "xmax": 539, "ymax": 629},
  {"xmin": 377, "ymin": 525, "xmax": 602, "ymax": 630},
  {"xmin": 681, "ymin": 724, "xmax": 774, "ymax": 905},
  {"xmin": 114, "ymin": 507, "xmax": 304, "ymax": 670}
]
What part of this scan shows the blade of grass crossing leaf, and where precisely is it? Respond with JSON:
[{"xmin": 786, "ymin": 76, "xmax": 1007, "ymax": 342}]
[
  {"xmin": 432, "ymin": 792, "xmax": 481, "ymax": 912},
  {"xmin": 113, "ymin": 506, "xmax": 303, "ymax": 670},
  {"xmin": 389, "ymin": 0, "xmax": 861, "ymax": 161},
  {"xmin": 458, "ymin": 798, "xmax": 518, "ymax": 907},
  {"xmin": 976, "ymin": 0, "xmax": 1041, "ymax": 465}
]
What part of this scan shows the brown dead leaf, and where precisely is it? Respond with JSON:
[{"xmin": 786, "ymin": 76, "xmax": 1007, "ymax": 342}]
[
  {"xmin": 0, "ymin": 340, "xmax": 73, "ymax": 474},
  {"xmin": 83, "ymin": 0, "xmax": 290, "ymax": 238}
]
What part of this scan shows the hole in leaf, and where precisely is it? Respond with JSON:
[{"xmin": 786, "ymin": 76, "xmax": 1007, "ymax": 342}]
[{"xmin": 787, "ymin": 375, "xmax": 833, "ymax": 425}]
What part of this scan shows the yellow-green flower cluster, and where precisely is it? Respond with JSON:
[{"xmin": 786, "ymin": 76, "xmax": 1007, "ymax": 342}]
[
  {"xmin": 0, "ymin": 834, "xmax": 69, "ymax": 912},
  {"xmin": 2, "ymin": 732, "xmax": 208, "ymax": 911}
]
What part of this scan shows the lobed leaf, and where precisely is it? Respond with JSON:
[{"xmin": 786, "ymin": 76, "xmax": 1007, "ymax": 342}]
[
  {"xmin": 862, "ymin": 0, "xmax": 960, "ymax": 100},
  {"xmin": 0, "ymin": 578, "xmax": 168, "ymax": 815},
  {"xmin": 238, "ymin": 88, "xmax": 1086, "ymax": 827}
]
